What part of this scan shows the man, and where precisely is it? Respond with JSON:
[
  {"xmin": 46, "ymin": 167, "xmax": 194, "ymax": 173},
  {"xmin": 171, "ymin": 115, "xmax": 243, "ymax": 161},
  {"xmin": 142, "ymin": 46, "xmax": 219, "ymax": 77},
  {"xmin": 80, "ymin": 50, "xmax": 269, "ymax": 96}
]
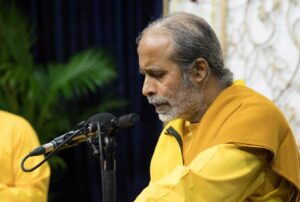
[
  {"xmin": 135, "ymin": 12, "xmax": 300, "ymax": 201},
  {"xmin": 0, "ymin": 110, "xmax": 50, "ymax": 202}
]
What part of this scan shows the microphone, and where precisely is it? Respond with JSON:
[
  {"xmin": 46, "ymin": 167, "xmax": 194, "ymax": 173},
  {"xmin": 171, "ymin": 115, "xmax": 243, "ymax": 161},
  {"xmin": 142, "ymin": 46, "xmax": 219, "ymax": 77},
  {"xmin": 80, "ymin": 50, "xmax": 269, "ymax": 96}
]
[
  {"xmin": 87, "ymin": 112, "xmax": 139, "ymax": 128},
  {"xmin": 29, "ymin": 113, "xmax": 139, "ymax": 156}
]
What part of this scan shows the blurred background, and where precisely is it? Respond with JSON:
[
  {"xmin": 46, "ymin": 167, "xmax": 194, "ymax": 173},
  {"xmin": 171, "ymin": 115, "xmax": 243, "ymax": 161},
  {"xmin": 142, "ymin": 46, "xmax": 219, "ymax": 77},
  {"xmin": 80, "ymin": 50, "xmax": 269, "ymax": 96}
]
[
  {"xmin": 1, "ymin": 0, "xmax": 299, "ymax": 202},
  {"xmin": 0, "ymin": 0, "xmax": 162, "ymax": 202}
]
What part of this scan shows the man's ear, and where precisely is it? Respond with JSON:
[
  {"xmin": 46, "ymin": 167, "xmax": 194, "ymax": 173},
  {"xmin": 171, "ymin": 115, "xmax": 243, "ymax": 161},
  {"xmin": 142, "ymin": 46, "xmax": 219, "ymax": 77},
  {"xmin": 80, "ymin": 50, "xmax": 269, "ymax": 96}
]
[{"xmin": 192, "ymin": 58, "xmax": 210, "ymax": 84}]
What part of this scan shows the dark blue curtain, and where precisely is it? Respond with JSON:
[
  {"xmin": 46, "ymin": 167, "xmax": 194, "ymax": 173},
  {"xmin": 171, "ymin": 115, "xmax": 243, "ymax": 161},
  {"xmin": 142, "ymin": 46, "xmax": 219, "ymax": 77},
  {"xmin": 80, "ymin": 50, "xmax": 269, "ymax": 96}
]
[{"xmin": 16, "ymin": 0, "xmax": 163, "ymax": 201}]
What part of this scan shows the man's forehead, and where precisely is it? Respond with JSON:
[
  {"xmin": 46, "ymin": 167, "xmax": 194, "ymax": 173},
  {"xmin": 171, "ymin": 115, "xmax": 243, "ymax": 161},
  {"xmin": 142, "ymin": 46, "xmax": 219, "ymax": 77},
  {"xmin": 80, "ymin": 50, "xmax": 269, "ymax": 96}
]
[
  {"xmin": 138, "ymin": 37, "xmax": 174, "ymax": 66},
  {"xmin": 138, "ymin": 31, "xmax": 173, "ymax": 51}
]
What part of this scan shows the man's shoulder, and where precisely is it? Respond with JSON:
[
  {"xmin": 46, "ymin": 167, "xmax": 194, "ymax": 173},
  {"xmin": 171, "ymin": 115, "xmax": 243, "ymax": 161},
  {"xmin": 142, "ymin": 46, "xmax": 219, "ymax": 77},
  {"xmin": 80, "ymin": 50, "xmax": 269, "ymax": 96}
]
[
  {"xmin": 222, "ymin": 85, "xmax": 282, "ymax": 114},
  {"xmin": 211, "ymin": 85, "xmax": 290, "ymax": 133},
  {"xmin": 0, "ymin": 110, "xmax": 32, "ymax": 128}
]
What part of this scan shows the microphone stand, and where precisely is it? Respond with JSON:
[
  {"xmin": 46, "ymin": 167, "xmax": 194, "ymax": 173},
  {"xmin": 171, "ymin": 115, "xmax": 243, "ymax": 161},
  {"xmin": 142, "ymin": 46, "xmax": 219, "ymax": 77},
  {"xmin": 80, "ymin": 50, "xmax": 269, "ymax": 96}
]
[
  {"xmin": 22, "ymin": 112, "xmax": 139, "ymax": 202},
  {"xmin": 90, "ymin": 122, "xmax": 116, "ymax": 202}
]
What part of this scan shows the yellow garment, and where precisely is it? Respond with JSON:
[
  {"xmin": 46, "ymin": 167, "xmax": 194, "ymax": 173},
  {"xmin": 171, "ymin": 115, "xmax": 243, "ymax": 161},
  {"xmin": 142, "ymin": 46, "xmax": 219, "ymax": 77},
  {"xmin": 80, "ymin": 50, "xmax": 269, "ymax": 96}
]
[
  {"xmin": 136, "ymin": 144, "xmax": 291, "ymax": 202},
  {"xmin": 0, "ymin": 110, "xmax": 50, "ymax": 202},
  {"xmin": 150, "ymin": 118, "xmax": 185, "ymax": 182},
  {"xmin": 136, "ymin": 83, "xmax": 300, "ymax": 201}
]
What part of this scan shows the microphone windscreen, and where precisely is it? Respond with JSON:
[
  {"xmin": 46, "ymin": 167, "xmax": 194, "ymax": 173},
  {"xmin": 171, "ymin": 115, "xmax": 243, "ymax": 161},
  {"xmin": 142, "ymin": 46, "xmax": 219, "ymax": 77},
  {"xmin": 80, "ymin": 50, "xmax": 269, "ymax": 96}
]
[
  {"xmin": 116, "ymin": 113, "xmax": 139, "ymax": 128},
  {"xmin": 87, "ymin": 113, "xmax": 115, "ymax": 125}
]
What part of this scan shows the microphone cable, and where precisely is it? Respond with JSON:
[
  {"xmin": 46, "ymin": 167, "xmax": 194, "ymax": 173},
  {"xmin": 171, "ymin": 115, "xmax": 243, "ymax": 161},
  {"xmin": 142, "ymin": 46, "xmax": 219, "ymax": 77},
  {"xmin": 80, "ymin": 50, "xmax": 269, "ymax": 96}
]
[{"xmin": 21, "ymin": 130, "xmax": 79, "ymax": 172}]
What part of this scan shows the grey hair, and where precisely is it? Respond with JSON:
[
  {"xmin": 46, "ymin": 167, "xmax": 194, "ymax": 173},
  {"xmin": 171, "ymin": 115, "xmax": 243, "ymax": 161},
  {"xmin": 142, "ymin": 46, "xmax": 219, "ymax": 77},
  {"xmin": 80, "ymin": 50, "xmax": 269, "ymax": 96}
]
[{"xmin": 136, "ymin": 12, "xmax": 233, "ymax": 87}]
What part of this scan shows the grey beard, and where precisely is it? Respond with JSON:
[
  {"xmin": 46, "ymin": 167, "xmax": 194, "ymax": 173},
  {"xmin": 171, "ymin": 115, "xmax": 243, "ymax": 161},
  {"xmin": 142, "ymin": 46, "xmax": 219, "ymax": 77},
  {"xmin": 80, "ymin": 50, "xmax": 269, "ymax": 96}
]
[{"xmin": 146, "ymin": 74, "xmax": 204, "ymax": 123}]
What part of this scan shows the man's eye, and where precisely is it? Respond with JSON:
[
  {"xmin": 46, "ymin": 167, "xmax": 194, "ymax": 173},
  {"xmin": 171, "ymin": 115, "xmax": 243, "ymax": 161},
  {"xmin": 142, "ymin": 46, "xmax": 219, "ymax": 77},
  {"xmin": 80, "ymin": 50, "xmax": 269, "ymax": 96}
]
[{"xmin": 151, "ymin": 72, "xmax": 164, "ymax": 79}]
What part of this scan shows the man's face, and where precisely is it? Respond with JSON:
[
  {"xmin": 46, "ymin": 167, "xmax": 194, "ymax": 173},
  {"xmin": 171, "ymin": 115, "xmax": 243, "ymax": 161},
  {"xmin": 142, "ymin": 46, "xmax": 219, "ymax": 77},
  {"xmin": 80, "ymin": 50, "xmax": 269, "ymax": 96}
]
[{"xmin": 138, "ymin": 32, "xmax": 202, "ymax": 123}]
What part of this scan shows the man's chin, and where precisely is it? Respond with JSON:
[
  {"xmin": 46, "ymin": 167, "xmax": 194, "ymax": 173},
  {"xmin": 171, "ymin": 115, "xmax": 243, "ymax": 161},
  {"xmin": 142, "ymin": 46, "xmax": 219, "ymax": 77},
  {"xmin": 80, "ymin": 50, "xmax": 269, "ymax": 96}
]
[{"xmin": 158, "ymin": 113, "xmax": 174, "ymax": 124}]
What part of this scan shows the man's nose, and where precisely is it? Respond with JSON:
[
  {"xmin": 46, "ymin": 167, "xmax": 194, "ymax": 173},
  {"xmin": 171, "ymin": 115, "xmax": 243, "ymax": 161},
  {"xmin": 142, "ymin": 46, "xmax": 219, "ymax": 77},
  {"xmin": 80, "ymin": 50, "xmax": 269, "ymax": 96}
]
[{"xmin": 142, "ymin": 76, "xmax": 156, "ymax": 96}]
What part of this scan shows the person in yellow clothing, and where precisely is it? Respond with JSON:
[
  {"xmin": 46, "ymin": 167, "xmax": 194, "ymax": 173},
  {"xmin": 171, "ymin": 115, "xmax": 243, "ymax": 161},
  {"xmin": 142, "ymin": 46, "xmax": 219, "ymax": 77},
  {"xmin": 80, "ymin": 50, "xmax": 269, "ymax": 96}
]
[
  {"xmin": 135, "ymin": 12, "xmax": 300, "ymax": 201},
  {"xmin": 0, "ymin": 110, "xmax": 50, "ymax": 202}
]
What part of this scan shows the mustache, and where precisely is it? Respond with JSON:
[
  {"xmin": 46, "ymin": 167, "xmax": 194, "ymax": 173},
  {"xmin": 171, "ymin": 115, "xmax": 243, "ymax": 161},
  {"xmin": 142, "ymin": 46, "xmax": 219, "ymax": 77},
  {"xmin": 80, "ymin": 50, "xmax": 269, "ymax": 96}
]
[{"xmin": 147, "ymin": 95, "xmax": 169, "ymax": 104}]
